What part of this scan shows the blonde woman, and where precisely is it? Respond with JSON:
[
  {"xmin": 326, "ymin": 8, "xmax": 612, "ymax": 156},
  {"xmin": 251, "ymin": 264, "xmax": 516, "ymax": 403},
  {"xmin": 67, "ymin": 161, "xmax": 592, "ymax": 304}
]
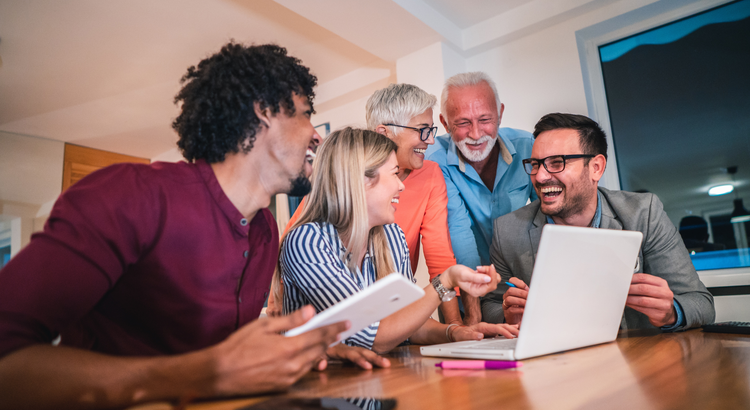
[{"xmin": 275, "ymin": 128, "xmax": 518, "ymax": 367}]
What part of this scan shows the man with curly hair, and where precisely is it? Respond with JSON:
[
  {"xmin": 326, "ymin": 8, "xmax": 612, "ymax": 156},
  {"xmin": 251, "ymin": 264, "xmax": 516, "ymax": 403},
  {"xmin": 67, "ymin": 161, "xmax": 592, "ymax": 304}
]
[{"xmin": 0, "ymin": 43, "xmax": 353, "ymax": 409}]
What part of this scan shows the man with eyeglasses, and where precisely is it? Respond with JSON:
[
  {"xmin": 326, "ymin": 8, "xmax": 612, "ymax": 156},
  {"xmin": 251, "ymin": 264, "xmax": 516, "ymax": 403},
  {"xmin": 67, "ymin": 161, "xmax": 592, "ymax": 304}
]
[
  {"xmin": 482, "ymin": 113, "xmax": 714, "ymax": 331},
  {"xmin": 425, "ymin": 72, "xmax": 537, "ymax": 326}
]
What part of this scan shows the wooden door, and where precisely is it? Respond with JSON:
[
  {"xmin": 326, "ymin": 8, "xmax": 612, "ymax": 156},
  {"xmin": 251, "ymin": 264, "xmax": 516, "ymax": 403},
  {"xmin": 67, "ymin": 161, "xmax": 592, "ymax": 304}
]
[{"xmin": 62, "ymin": 144, "xmax": 150, "ymax": 192}]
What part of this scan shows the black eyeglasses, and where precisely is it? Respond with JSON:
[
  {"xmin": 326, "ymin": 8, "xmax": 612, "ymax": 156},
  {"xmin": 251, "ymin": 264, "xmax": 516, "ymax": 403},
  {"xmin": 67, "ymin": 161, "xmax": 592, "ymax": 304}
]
[
  {"xmin": 522, "ymin": 154, "xmax": 595, "ymax": 175},
  {"xmin": 384, "ymin": 124, "xmax": 438, "ymax": 142}
]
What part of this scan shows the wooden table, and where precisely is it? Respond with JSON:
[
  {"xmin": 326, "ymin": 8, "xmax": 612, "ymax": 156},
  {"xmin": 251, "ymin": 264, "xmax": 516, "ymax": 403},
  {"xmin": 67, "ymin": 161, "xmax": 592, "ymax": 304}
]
[{"xmin": 184, "ymin": 329, "xmax": 750, "ymax": 410}]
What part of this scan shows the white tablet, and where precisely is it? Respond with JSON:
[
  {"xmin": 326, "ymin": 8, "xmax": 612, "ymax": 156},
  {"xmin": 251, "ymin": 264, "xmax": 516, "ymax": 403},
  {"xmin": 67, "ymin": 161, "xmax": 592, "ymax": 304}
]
[{"xmin": 285, "ymin": 273, "xmax": 425, "ymax": 342}]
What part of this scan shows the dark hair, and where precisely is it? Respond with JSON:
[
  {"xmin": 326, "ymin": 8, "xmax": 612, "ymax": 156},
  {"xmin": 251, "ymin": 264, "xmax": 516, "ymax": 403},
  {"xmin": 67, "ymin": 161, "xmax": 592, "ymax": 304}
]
[
  {"xmin": 172, "ymin": 42, "xmax": 317, "ymax": 163},
  {"xmin": 533, "ymin": 113, "xmax": 608, "ymax": 161}
]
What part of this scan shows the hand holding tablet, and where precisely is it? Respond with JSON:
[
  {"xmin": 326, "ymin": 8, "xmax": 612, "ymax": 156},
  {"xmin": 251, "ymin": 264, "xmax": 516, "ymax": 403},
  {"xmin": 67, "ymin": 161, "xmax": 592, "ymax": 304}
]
[{"xmin": 285, "ymin": 274, "xmax": 425, "ymax": 344}]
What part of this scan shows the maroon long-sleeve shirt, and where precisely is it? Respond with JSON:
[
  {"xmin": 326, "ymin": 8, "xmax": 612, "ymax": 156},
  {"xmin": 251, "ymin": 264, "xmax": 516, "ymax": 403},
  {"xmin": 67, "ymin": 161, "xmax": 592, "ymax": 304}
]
[{"xmin": 0, "ymin": 159, "xmax": 278, "ymax": 357}]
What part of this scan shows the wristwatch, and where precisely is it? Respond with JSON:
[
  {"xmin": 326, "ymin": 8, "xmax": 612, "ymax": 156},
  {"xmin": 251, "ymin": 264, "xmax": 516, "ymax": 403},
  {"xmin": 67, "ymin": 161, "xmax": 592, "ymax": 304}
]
[{"xmin": 432, "ymin": 274, "xmax": 456, "ymax": 302}]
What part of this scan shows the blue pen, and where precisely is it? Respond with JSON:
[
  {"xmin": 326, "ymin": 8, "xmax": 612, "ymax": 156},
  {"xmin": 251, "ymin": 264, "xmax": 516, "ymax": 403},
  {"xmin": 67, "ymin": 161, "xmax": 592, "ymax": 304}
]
[{"xmin": 505, "ymin": 281, "xmax": 517, "ymax": 288}]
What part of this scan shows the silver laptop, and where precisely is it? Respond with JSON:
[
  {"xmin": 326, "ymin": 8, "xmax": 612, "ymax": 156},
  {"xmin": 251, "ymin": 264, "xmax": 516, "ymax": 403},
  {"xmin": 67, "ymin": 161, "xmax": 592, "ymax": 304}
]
[{"xmin": 421, "ymin": 224, "xmax": 643, "ymax": 361}]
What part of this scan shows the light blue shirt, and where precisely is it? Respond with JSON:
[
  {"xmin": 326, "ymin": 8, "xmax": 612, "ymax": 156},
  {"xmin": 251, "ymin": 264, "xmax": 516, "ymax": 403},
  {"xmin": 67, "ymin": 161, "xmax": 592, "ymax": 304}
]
[
  {"xmin": 545, "ymin": 192, "xmax": 686, "ymax": 331},
  {"xmin": 425, "ymin": 128, "xmax": 536, "ymax": 269}
]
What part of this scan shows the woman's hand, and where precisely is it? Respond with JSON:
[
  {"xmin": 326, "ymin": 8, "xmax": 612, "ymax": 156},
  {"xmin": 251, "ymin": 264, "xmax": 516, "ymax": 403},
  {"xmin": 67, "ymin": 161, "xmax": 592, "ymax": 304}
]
[
  {"xmin": 441, "ymin": 264, "xmax": 500, "ymax": 298},
  {"xmin": 315, "ymin": 343, "xmax": 391, "ymax": 370},
  {"xmin": 449, "ymin": 322, "xmax": 520, "ymax": 342}
]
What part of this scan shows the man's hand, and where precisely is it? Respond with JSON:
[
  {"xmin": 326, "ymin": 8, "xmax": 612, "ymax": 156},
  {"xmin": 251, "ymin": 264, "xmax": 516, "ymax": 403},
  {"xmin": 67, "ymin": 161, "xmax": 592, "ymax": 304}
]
[
  {"xmin": 0, "ymin": 306, "xmax": 349, "ymax": 410},
  {"xmin": 627, "ymin": 273, "xmax": 677, "ymax": 328},
  {"xmin": 317, "ymin": 344, "xmax": 391, "ymax": 370},
  {"xmin": 210, "ymin": 305, "xmax": 349, "ymax": 396},
  {"xmin": 503, "ymin": 277, "xmax": 528, "ymax": 325},
  {"xmin": 442, "ymin": 265, "xmax": 500, "ymax": 298},
  {"xmin": 449, "ymin": 322, "xmax": 520, "ymax": 341}
]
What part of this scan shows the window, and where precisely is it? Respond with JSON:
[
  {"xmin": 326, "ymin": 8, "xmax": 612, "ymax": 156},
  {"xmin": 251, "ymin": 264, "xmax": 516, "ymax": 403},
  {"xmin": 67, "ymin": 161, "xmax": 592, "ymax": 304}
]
[
  {"xmin": 598, "ymin": 0, "xmax": 750, "ymax": 271},
  {"xmin": 577, "ymin": 0, "xmax": 750, "ymax": 274}
]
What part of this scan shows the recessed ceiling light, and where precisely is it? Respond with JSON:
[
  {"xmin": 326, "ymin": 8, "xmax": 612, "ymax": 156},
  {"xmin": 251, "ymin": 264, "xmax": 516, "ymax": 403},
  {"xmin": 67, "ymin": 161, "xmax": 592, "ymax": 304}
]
[{"xmin": 708, "ymin": 184, "xmax": 734, "ymax": 196}]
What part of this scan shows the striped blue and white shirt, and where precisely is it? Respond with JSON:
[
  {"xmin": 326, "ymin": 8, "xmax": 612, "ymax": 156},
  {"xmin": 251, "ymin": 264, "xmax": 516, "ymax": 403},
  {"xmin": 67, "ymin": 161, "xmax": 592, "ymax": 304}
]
[{"xmin": 280, "ymin": 222, "xmax": 414, "ymax": 349}]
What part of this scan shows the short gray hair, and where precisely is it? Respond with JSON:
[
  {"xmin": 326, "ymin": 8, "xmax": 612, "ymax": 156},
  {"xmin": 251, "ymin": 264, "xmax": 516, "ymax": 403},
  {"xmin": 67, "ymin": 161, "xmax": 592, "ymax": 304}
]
[
  {"xmin": 440, "ymin": 72, "xmax": 502, "ymax": 118},
  {"xmin": 366, "ymin": 83, "xmax": 437, "ymax": 135}
]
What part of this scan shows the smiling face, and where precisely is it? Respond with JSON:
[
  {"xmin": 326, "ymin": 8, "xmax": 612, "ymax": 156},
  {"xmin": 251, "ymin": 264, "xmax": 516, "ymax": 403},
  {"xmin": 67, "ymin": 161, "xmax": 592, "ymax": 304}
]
[
  {"xmin": 389, "ymin": 108, "xmax": 434, "ymax": 173},
  {"xmin": 441, "ymin": 82, "xmax": 503, "ymax": 163},
  {"xmin": 365, "ymin": 152, "xmax": 404, "ymax": 229},
  {"xmin": 531, "ymin": 128, "xmax": 601, "ymax": 224},
  {"xmin": 268, "ymin": 93, "xmax": 322, "ymax": 196}
]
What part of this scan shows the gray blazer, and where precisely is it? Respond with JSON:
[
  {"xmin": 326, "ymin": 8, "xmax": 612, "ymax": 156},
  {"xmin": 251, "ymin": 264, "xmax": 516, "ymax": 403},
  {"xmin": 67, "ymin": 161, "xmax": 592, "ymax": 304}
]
[{"xmin": 483, "ymin": 187, "xmax": 715, "ymax": 330}]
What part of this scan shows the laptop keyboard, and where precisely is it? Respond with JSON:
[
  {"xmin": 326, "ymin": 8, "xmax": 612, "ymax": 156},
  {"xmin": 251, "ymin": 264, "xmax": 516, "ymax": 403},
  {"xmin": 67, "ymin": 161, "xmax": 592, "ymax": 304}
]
[{"xmin": 463, "ymin": 338, "xmax": 518, "ymax": 350}]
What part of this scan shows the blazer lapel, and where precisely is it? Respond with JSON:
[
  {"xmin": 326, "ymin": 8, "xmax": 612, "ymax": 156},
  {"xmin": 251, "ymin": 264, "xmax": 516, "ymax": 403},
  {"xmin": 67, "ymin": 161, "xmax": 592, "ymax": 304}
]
[
  {"xmin": 529, "ymin": 208, "xmax": 546, "ymax": 263},
  {"xmin": 598, "ymin": 190, "xmax": 643, "ymax": 273},
  {"xmin": 599, "ymin": 194, "xmax": 623, "ymax": 231}
]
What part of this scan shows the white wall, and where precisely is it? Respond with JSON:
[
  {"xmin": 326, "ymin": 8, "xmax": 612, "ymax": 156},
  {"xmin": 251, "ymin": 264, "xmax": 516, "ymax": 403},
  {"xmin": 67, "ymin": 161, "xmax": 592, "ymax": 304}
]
[
  {"xmin": 396, "ymin": 41, "xmax": 467, "ymax": 136},
  {"xmin": 0, "ymin": 132, "xmax": 64, "ymax": 206},
  {"xmin": 466, "ymin": 0, "xmax": 656, "ymax": 132},
  {"xmin": 311, "ymin": 95, "xmax": 370, "ymax": 134},
  {"xmin": 0, "ymin": 132, "xmax": 65, "ymax": 257},
  {"xmin": 0, "ymin": 202, "xmax": 41, "ymax": 257},
  {"xmin": 152, "ymin": 147, "xmax": 183, "ymax": 163}
]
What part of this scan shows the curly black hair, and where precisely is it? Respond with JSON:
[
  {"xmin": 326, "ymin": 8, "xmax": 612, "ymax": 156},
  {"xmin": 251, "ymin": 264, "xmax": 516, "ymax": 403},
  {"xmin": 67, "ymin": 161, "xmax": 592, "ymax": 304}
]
[{"xmin": 172, "ymin": 42, "xmax": 317, "ymax": 163}]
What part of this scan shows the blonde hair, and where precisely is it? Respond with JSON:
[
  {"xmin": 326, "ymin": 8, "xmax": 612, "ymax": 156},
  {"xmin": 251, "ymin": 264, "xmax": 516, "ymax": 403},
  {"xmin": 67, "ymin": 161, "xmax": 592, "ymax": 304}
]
[{"xmin": 272, "ymin": 127, "xmax": 399, "ymax": 303}]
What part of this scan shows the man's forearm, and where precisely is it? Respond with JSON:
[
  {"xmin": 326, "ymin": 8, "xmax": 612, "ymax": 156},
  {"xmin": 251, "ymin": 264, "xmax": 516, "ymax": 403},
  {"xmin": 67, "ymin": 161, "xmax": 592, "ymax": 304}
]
[
  {"xmin": 439, "ymin": 298, "xmax": 463, "ymax": 325},
  {"xmin": 0, "ymin": 344, "xmax": 218, "ymax": 410},
  {"xmin": 461, "ymin": 293, "xmax": 482, "ymax": 325}
]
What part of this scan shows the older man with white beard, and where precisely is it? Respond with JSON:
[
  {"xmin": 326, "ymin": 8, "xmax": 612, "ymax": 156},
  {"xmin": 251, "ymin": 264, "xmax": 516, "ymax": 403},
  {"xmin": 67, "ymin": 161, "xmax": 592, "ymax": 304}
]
[{"xmin": 425, "ymin": 72, "xmax": 536, "ymax": 325}]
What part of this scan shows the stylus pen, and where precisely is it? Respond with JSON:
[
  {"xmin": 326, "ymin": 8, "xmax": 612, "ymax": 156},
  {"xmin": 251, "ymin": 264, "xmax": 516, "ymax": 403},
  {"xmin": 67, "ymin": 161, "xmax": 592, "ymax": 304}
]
[
  {"xmin": 436, "ymin": 360, "xmax": 523, "ymax": 369},
  {"xmin": 505, "ymin": 282, "xmax": 517, "ymax": 288}
]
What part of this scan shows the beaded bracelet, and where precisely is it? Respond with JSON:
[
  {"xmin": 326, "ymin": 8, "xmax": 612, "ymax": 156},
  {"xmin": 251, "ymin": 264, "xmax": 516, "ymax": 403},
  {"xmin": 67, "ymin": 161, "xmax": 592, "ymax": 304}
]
[{"xmin": 446, "ymin": 323, "xmax": 461, "ymax": 342}]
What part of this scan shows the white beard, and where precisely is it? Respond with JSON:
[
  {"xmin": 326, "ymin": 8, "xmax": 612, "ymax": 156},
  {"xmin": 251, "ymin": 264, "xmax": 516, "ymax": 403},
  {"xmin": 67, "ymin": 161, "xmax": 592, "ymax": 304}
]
[{"xmin": 456, "ymin": 135, "xmax": 497, "ymax": 162}]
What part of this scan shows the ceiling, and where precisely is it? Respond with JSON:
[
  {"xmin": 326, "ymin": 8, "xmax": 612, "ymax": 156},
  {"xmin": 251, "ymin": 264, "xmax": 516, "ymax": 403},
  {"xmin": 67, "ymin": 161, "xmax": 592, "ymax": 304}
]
[
  {"xmin": 424, "ymin": 0, "xmax": 531, "ymax": 28},
  {"xmin": 0, "ymin": 0, "xmax": 570, "ymax": 162}
]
